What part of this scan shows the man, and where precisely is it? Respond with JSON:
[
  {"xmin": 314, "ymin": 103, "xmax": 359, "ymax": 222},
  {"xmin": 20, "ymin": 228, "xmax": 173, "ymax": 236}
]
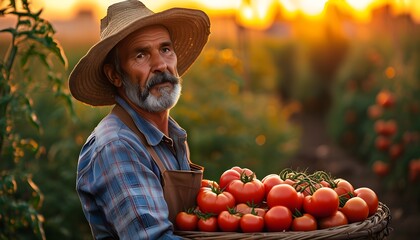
[{"xmin": 69, "ymin": 1, "xmax": 210, "ymax": 239}]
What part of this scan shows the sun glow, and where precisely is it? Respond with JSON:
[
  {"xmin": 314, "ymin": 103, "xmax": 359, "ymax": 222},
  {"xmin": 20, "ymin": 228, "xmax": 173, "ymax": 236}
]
[
  {"xmin": 299, "ymin": 0, "xmax": 328, "ymax": 16},
  {"xmin": 237, "ymin": 0, "xmax": 277, "ymax": 30},
  {"xmin": 347, "ymin": 0, "xmax": 372, "ymax": 11},
  {"xmin": 31, "ymin": 0, "xmax": 420, "ymax": 25}
]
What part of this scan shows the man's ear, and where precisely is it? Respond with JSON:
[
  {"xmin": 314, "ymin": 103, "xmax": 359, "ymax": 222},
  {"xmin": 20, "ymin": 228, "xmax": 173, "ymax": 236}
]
[{"xmin": 103, "ymin": 64, "xmax": 122, "ymax": 87}]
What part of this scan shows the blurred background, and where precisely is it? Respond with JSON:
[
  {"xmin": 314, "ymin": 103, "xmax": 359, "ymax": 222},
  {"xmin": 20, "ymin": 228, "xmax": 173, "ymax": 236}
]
[{"xmin": 1, "ymin": 0, "xmax": 420, "ymax": 239}]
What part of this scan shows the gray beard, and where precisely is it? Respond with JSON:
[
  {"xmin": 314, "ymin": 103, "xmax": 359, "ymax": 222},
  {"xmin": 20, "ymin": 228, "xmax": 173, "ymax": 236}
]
[{"xmin": 122, "ymin": 72, "xmax": 181, "ymax": 112}]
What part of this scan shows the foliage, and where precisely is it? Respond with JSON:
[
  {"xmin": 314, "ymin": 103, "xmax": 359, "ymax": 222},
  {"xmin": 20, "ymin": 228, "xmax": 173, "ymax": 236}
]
[{"xmin": 0, "ymin": 0, "xmax": 70, "ymax": 239}]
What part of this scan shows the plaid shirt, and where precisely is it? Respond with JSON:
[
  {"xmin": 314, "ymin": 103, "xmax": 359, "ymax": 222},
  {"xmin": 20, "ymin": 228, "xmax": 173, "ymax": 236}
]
[{"xmin": 76, "ymin": 97, "xmax": 189, "ymax": 239}]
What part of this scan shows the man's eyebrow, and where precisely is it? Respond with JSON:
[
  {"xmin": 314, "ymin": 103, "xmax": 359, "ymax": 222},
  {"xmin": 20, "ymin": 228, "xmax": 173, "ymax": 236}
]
[
  {"xmin": 160, "ymin": 41, "xmax": 174, "ymax": 47},
  {"xmin": 133, "ymin": 41, "xmax": 173, "ymax": 52},
  {"xmin": 132, "ymin": 44, "xmax": 151, "ymax": 53}
]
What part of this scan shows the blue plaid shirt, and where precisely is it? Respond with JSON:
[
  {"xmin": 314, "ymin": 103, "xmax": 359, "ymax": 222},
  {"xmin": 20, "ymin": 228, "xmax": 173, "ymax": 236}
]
[{"xmin": 76, "ymin": 97, "xmax": 189, "ymax": 239}]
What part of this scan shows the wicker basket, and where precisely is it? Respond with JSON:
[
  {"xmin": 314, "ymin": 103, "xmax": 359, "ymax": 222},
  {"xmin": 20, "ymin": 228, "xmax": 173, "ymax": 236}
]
[{"xmin": 175, "ymin": 202, "xmax": 391, "ymax": 240}]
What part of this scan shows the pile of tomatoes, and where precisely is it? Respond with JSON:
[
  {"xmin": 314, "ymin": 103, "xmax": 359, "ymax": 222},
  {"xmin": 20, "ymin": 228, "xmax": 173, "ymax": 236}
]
[{"xmin": 175, "ymin": 166, "xmax": 380, "ymax": 233}]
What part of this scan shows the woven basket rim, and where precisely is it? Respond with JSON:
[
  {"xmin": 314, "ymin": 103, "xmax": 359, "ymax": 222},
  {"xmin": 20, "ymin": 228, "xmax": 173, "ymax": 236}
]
[{"xmin": 175, "ymin": 202, "xmax": 391, "ymax": 240}]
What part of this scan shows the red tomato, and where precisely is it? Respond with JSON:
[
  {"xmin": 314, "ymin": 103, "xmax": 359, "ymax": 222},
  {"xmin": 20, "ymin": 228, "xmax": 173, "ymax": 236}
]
[
  {"xmin": 217, "ymin": 210, "xmax": 241, "ymax": 232},
  {"xmin": 291, "ymin": 213, "xmax": 317, "ymax": 231},
  {"xmin": 227, "ymin": 176, "xmax": 265, "ymax": 205},
  {"xmin": 374, "ymin": 119, "xmax": 388, "ymax": 135},
  {"xmin": 198, "ymin": 216, "xmax": 218, "ymax": 232},
  {"xmin": 253, "ymin": 207, "xmax": 267, "ymax": 218},
  {"xmin": 264, "ymin": 206, "xmax": 292, "ymax": 232},
  {"xmin": 368, "ymin": 104, "xmax": 383, "ymax": 119},
  {"xmin": 197, "ymin": 187, "xmax": 235, "ymax": 215},
  {"xmin": 219, "ymin": 169, "xmax": 241, "ymax": 189},
  {"xmin": 282, "ymin": 178, "xmax": 296, "ymax": 186},
  {"xmin": 235, "ymin": 203, "xmax": 252, "ymax": 215},
  {"xmin": 175, "ymin": 211, "xmax": 198, "ymax": 231},
  {"xmin": 296, "ymin": 192, "xmax": 305, "ymax": 211},
  {"xmin": 303, "ymin": 187, "xmax": 339, "ymax": 218},
  {"xmin": 201, "ymin": 179, "xmax": 219, "ymax": 188},
  {"xmin": 389, "ymin": 143, "xmax": 404, "ymax": 160},
  {"xmin": 333, "ymin": 178, "xmax": 354, "ymax": 199},
  {"xmin": 295, "ymin": 181, "xmax": 312, "ymax": 196},
  {"xmin": 266, "ymin": 184, "xmax": 300, "ymax": 211},
  {"xmin": 231, "ymin": 166, "xmax": 244, "ymax": 173},
  {"xmin": 318, "ymin": 210, "xmax": 348, "ymax": 229},
  {"xmin": 240, "ymin": 213, "xmax": 264, "ymax": 233},
  {"xmin": 409, "ymin": 159, "xmax": 420, "ymax": 182},
  {"xmin": 375, "ymin": 136, "xmax": 391, "ymax": 151},
  {"xmin": 341, "ymin": 197, "xmax": 369, "ymax": 223},
  {"xmin": 236, "ymin": 203, "xmax": 266, "ymax": 217},
  {"xmin": 231, "ymin": 166, "xmax": 255, "ymax": 177},
  {"xmin": 261, "ymin": 174, "xmax": 283, "ymax": 196},
  {"xmin": 354, "ymin": 187, "xmax": 379, "ymax": 216},
  {"xmin": 372, "ymin": 160, "xmax": 390, "ymax": 177},
  {"xmin": 376, "ymin": 90, "xmax": 395, "ymax": 108},
  {"xmin": 320, "ymin": 180, "xmax": 331, "ymax": 188}
]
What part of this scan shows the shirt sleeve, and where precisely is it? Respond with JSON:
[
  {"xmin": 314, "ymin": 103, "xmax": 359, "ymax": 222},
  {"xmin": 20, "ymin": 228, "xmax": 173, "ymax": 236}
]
[{"xmin": 80, "ymin": 139, "xmax": 182, "ymax": 240}]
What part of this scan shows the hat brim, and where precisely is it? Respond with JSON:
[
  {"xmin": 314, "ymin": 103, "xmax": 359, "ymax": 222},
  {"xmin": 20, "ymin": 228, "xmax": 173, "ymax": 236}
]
[{"xmin": 69, "ymin": 8, "xmax": 210, "ymax": 106}]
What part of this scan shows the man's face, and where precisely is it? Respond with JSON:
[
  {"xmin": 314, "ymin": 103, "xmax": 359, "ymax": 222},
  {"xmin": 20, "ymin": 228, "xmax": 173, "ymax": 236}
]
[{"xmin": 116, "ymin": 25, "xmax": 181, "ymax": 112}]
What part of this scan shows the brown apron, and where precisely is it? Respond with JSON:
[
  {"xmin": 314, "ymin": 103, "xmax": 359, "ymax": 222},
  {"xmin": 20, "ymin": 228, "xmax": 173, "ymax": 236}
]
[{"xmin": 111, "ymin": 105, "xmax": 203, "ymax": 224}]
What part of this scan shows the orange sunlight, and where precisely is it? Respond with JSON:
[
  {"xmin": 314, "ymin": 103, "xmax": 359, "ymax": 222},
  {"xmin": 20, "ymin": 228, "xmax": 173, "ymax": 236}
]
[
  {"xmin": 33, "ymin": 0, "xmax": 420, "ymax": 25},
  {"xmin": 236, "ymin": 0, "xmax": 277, "ymax": 30}
]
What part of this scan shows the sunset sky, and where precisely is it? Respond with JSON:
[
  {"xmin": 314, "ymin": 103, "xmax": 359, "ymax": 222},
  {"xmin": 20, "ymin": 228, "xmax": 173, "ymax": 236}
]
[{"xmin": 30, "ymin": 0, "xmax": 420, "ymax": 25}]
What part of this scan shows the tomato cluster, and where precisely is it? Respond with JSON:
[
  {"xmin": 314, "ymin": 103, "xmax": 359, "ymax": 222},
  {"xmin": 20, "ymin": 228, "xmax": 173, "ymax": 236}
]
[
  {"xmin": 367, "ymin": 89, "xmax": 420, "ymax": 182},
  {"xmin": 175, "ymin": 167, "xmax": 380, "ymax": 233}
]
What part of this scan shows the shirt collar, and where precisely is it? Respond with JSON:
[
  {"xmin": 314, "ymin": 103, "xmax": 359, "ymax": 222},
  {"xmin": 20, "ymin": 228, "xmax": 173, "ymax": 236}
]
[{"xmin": 115, "ymin": 96, "xmax": 187, "ymax": 146}]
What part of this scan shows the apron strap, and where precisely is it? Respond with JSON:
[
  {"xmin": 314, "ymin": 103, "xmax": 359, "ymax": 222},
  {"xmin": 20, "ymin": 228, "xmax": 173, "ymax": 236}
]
[{"xmin": 111, "ymin": 104, "xmax": 167, "ymax": 173}]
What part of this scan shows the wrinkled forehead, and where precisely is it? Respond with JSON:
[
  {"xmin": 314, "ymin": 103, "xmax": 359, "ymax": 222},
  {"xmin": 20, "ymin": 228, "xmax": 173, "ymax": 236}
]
[{"xmin": 118, "ymin": 25, "xmax": 172, "ymax": 46}]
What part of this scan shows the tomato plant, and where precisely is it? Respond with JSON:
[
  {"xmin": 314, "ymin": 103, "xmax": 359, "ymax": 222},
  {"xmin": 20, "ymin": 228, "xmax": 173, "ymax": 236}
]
[
  {"xmin": 217, "ymin": 209, "xmax": 241, "ymax": 232},
  {"xmin": 303, "ymin": 187, "xmax": 339, "ymax": 218},
  {"xmin": 340, "ymin": 197, "xmax": 369, "ymax": 223},
  {"xmin": 264, "ymin": 206, "xmax": 292, "ymax": 232},
  {"xmin": 197, "ymin": 186, "xmax": 235, "ymax": 215},
  {"xmin": 175, "ymin": 210, "xmax": 198, "ymax": 231},
  {"xmin": 226, "ymin": 172, "xmax": 265, "ymax": 204},
  {"xmin": 354, "ymin": 187, "xmax": 379, "ymax": 216},
  {"xmin": 291, "ymin": 213, "xmax": 317, "ymax": 231},
  {"xmin": 240, "ymin": 213, "xmax": 264, "ymax": 233}
]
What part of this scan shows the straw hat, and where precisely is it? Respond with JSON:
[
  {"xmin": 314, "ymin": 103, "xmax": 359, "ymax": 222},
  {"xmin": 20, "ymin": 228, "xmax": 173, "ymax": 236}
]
[{"xmin": 69, "ymin": 0, "xmax": 211, "ymax": 106}]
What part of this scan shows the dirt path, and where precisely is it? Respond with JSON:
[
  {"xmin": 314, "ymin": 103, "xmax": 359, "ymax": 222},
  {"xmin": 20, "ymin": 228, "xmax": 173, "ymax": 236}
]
[{"xmin": 285, "ymin": 112, "xmax": 420, "ymax": 240}]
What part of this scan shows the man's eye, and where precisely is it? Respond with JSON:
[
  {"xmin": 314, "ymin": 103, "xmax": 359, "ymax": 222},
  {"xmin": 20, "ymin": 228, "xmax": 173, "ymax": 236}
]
[
  {"xmin": 136, "ymin": 53, "xmax": 146, "ymax": 58},
  {"xmin": 162, "ymin": 47, "xmax": 172, "ymax": 53}
]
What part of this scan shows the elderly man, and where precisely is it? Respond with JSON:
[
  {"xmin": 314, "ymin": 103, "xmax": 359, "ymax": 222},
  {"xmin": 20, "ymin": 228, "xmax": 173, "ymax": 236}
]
[{"xmin": 69, "ymin": 0, "xmax": 210, "ymax": 239}]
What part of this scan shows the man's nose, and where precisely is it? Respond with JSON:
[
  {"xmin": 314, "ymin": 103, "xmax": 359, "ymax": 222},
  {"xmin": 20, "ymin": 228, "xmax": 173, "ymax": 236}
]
[{"xmin": 150, "ymin": 53, "xmax": 167, "ymax": 73}]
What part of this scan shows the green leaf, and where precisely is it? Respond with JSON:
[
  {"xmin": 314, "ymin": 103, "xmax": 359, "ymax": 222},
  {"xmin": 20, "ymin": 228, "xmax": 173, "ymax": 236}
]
[
  {"xmin": 17, "ymin": 19, "xmax": 32, "ymax": 27},
  {"xmin": 0, "ymin": 28, "xmax": 17, "ymax": 35}
]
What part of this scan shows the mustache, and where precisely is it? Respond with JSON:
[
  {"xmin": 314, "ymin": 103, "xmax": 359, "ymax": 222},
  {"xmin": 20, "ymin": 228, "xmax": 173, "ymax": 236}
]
[
  {"xmin": 145, "ymin": 72, "xmax": 180, "ymax": 90},
  {"xmin": 140, "ymin": 72, "xmax": 180, "ymax": 101}
]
